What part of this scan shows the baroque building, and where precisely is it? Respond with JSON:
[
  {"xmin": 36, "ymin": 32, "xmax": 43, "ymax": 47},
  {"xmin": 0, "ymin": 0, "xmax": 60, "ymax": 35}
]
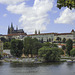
[{"xmin": 8, "ymin": 23, "xmax": 24, "ymax": 34}]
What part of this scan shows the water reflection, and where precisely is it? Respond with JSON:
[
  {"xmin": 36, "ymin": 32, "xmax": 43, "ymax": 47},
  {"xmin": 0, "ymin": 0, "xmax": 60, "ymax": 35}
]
[{"xmin": 0, "ymin": 62, "xmax": 75, "ymax": 75}]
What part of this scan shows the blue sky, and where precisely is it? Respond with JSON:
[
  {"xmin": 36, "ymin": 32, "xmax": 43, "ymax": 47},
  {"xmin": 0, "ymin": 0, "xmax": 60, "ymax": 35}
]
[{"xmin": 0, "ymin": 0, "xmax": 75, "ymax": 35}]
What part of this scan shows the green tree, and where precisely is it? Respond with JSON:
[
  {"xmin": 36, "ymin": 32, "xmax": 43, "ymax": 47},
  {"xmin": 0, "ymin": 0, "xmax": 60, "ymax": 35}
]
[
  {"xmin": 70, "ymin": 48, "xmax": 75, "ymax": 57},
  {"xmin": 57, "ymin": 0, "xmax": 75, "ymax": 10},
  {"xmin": 24, "ymin": 37, "xmax": 33, "ymax": 56},
  {"xmin": 24, "ymin": 37, "xmax": 42, "ymax": 57},
  {"xmin": 40, "ymin": 38, "xmax": 43, "ymax": 43},
  {"xmin": 43, "ymin": 42, "xmax": 51, "ymax": 47},
  {"xmin": 62, "ymin": 45, "xmax": 66, "ymax": 50},
  {"xmin": 38, "ymin": 47, "xmax": 61, "ymax": 62},
  {"xmin": 47, "ymin": 38, "xmax": 49, "ymax": 42},
  {"xmin": 32, "ymin": 38, "xmax": 42, "ymax": 55},
  {"xmin": 3, "ymin": 42, "xmax": 11, "ymax": 49},
  {"xmin": 56, "ymin": 37, "xmax": 61, "ymax": 42},
  {"xmin": 0, "ymin": 37, "xmax": 7, "ymax": 42},
  {"xmin": 43, "ymin": 42, "xmax": 58, "ymax": 48},
  {"xmin": 66, "ymin": 39, "xmax": 73, "ymax": 56},
  {"xmin": 62, "ymin": 38, "xmax": 66, "ymax": 43},
  {"xmin": 0, "ymin": 54, "xmax": 2, "ymax": 59},
  {"xmin": 49, "ymin": 38, "xmax": 51, "ymax": 42},
  {"xmin": 10, "ymin": 39, "xmax": 23, "ymax": 57},
  {"xmin": 59, "ymin": 48, "xmax": 64, "ymax": 55}
]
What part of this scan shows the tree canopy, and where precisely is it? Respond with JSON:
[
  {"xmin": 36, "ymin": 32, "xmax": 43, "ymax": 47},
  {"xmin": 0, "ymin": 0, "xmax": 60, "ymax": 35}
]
[
  {"xmin": 66, "ymin": 39, "xmax": 73, "ymax": 56},
  {"xmin": 57, "ymin": 0, "xmax": 75, "ymax": 10},
  {"xmin": 38, "ymin": 47, "xmax": 61, "ymax": 62},
  {"xmin": 3, "ymin": 42, "xmax": 11, "ymax": 49},
  {"xmin": 23, "ymin": 37, "xmax": 42, "ymax": 57},
  {"xmin": 70, "ymin": 48, "xmax": 75, "ymax": 57},
  {"xmin": 10, "ymin": 39, "xmax": 23, "ymax": 57}
]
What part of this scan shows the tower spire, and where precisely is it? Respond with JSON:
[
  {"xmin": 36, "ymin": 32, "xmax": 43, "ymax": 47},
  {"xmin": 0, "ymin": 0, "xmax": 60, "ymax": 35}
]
[
  {"xmin": 11, "ymin": 22, "xmax": 13, "ymax": 28},
  {"xmin": 16, "ymin": 25, "xmax": 18, "ymax": 30},
  {"xmin": 35, "ymin": 30, "xmax": 37, "ymax": 34}
]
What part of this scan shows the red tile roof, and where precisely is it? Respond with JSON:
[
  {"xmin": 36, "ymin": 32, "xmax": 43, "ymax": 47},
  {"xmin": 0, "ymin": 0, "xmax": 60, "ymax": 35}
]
[{"xmin": 27, "ymin": 33, "xmax": 72, "ymax": 36}]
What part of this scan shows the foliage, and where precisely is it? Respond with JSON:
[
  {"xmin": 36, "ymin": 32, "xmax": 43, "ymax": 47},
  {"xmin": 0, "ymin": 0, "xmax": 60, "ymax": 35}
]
[
  {"xmin": 0, "ymin": 37, "xmax": 8, "ymax": 42},
  {"xmin": 70, "ymin": 48, "xmax": 75, "ymax": 57},
  {"xmin": 57, "ymin": 0, "xmax": 75, "ymax": 10},
  {"xmin": 62, "ymin": 38, "xmax": 66, "ymax": 43},
  {"xmin": 24, "ymin": 37, "xmax": 42, "ymax": 57},
  {"xmin": 38, "ymin": 47, "xmax": 61, "ymax": 62},
  {"xmin": 43, "ymin": 42, "xmax": 51, "ymax": 47},
  {"xmin": 40, "ymin": 38, "xmax": 44, "ymax": 43},
  {"xmin": 58, "ymin": 48, "xmax": 64, "ymax": 55},
  {"xmin": 38, "ymin": 46, "xmax": 50, "ymax": 57},
  {"xmin": 62, "ymin": 45, "xmax": 66, "ymax": 50},
  {"xmin": 10, "ymin": 39, "xmax": 23, "ymax": 57},
  {"xmin": 49, "ymin": 38, "xmax": 51, "ymax": 42},
  {"xmin": 56, "ymin": 37, "xmax": 61, "ymax": 42},
  {"xmin": 3, "ymin": 42, "xmax": 11, "ymax": 49},
  {"xmin": 0, "ymin": 54, "xmax": 2, "ymax": 59},
  {"xmin": 66, "ymin": 39, "xmax": 73, "ymax": 56},
  {"xmin": 43, "ymin": 42, "xmax": 58, "ymax": 48}
]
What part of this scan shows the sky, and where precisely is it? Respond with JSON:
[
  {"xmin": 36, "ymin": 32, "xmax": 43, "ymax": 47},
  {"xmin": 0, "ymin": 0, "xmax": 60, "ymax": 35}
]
[{"xmin": 0, "ymin": 0, "xmax": 75, "ymax": 35}]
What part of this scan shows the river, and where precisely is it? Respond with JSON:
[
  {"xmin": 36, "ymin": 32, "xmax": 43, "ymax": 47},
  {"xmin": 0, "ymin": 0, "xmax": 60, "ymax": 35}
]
[{"xmin": 0, "ymin": 62, "xmax": 75, "ymax": 75}]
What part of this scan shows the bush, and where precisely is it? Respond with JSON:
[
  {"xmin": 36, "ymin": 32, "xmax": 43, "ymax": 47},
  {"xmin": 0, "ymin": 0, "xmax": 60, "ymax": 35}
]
[
  {"xmin": 38, "ymin": 47, "xmax": 61, "ymax": 62},
  {"xmin": 70, "ymin": 48, "xmax": 75, "ymax": 57},
  {"xmin": 58, "ymin": 48, "xmax": 64, "ymax": 55},
  {"xmin": 0, "ymin": 54, "xmax": 2, "ymax": 59}
]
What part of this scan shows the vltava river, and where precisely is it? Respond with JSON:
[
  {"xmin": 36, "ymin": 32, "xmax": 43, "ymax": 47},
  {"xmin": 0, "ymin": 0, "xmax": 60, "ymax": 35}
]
[{"xmin": 0, "ymin": 62, "xmax": 75, "ymax": 75}]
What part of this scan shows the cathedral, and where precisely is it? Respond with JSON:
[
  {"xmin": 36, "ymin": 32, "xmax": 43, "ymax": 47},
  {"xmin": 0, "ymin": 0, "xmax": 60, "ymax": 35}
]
[{"xmin": 8, "ymin": 23, "xmax": 25, "ymax": 34}]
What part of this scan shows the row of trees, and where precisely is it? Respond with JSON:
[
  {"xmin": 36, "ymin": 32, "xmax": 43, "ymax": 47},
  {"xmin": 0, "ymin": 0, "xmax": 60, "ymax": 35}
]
[
  {"xmin": 3, "ymin": 37, "xmax": 67, "ymax": 49},
  {"xmin": 3, "ymin": 37, "xmax": 75, "ymax": 62},
  {"xmin": 10, "ymin": 37, "xmax": 64, "ymax": 62},
  {"xmin": 10, "ymin": 37, "xmax": 59, "ymax": 58},
  {"xmin": 10, "ymin": 37, "xmax": 43, "ymax": 57}
]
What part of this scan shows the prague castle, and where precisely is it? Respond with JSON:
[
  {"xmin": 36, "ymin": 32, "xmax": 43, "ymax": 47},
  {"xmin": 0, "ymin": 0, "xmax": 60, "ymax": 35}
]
[
  {"xmin": 8, "ymin": 23, "xmax": 24, "ymax": 34},
  {"xmin": 0, "ymin": 23, "xmax": 75, "ymax": 43}
]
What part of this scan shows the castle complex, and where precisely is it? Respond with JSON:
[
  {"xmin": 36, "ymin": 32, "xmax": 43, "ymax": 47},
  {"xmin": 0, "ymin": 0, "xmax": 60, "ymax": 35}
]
[
  {"xmin": 8, "ymin": 23, "xmax": 24, "ymax": 34},
  {"xmin": 0, "ymin": 23, "xmax": 75, "ymax": 43}
]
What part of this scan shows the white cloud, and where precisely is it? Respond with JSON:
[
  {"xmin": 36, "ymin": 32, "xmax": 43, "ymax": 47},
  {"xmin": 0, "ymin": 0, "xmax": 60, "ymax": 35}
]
[
  {"xmin": 54, "ymin": 8, "xmax": 75, "ymax": 24},
  {"xmin": 6, "ymin": 0, "xmax": 54, "ymax": 33},
  {"xmin": 3, "ymin": 14, "xmax": 7, "ymax": 17},
  {"xmin": 0, "ymin": 0, "xmax": 24, "ymax": 5}
]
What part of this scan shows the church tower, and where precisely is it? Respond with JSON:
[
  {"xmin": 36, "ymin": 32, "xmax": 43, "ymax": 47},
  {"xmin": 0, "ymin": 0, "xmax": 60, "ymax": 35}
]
[
  {"xmin": 16, "ymin": 25, "xmax": 18, "ymax": 30},
  {"xmin": 35, "ymin": 30, "xmax": 37, "ymax": 34},
  {"xmin": 8, "ymin": 26, "xmax": 10, "ymax": 34},
  {"xmin": 10, "ymin": 22, "xmax": 14, "ymax": 34}
]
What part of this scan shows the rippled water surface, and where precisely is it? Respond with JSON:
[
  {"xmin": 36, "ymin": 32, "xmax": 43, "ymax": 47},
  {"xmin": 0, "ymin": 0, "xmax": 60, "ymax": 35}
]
[{"xmin": 0, "ymin": 62, "xmax": 75, "ymax": 75}]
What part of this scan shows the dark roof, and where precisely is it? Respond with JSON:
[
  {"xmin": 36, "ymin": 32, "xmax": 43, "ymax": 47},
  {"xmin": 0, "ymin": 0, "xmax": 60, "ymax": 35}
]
[{"xmin": 27, "ymin": 33, "xmax": 56, "ymax": 36}]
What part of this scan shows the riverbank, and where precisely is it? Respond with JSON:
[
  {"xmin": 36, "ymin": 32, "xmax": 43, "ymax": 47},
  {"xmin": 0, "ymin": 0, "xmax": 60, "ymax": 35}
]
[
  {"xmin": 1, "ymin": 57, "xmax": 44, "ymax": 63},
  {"xmin": 0, "ymin": 56, "xmax": 75, "ymax": 63}
]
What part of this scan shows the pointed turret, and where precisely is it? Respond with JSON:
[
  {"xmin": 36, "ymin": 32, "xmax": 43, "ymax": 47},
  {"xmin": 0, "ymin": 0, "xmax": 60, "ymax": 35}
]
[
  {"xmin": 16, "ymin": 25, "xmax": 18, "ymax": 30},
  {"xmin": 10, "ymin": 22, "xmax": 14, "ymax": 34},
  {"xmin": 11, "ymin": 22, "xmax": 13, "ymax": 28},
  {"xmin": 38, "ymin": 30, "xmax": 40, "ymax": 34},
  {"xmin": 35, "ymin": 30, "xmax": 37, "ymax": 34},
  {"xmin": 8, "ymin": 26, "xmax": 10, "ymax": 34}
]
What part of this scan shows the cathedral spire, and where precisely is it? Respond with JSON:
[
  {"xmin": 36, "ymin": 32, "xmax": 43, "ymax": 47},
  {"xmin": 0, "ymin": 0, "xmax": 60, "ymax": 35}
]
[
  {"xmin": 8, "ymin": 26, "xmax": 10, "ymax": 34},
  {"xmin": 16, "ymin": 25, "xmax": 18, "ymax": 30},
  {"xmin": 35, "ymin": 30, "xmax": 37, "ymax": 34},
  {"xmin": 11, "ymin": 22, "xmax": 13, "ymax": 28}
]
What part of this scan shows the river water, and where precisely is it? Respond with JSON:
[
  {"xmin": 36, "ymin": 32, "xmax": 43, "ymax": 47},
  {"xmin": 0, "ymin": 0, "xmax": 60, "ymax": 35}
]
[{"xmin": 0, "ymin": 62, "xmax": 75, "ymax": 75}]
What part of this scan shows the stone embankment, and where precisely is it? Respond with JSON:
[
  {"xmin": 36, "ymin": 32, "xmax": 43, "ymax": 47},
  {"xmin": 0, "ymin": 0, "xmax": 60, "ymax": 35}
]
[{"xmin": 3, "ymin": 58, "xmax": 43, "ymax": 63}]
